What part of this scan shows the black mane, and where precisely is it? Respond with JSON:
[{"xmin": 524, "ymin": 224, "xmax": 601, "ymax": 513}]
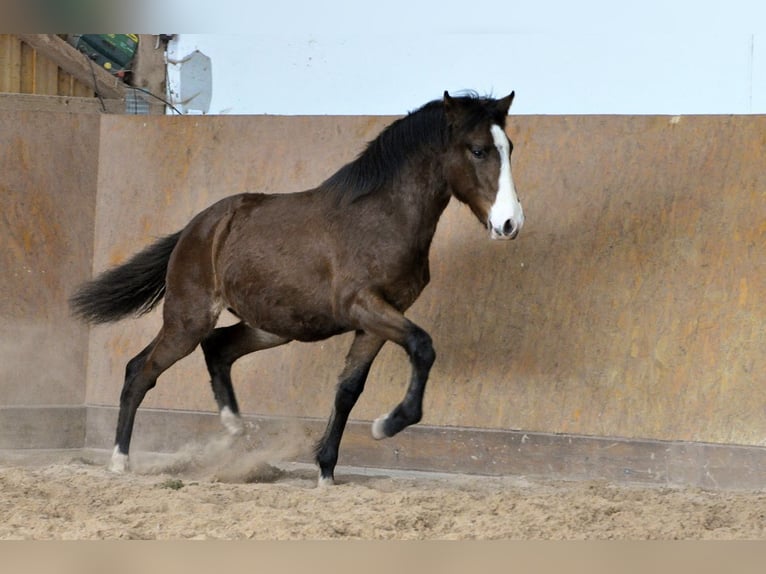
[
  {"xmin": 321, "ymin": 93, "xmax": 509, "ymax": 203},
  {"xmin": 321, "ymin": 99, "xmax": 448, "ymax": 203}
]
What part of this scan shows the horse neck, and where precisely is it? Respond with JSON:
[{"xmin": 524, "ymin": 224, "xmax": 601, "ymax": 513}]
[
  {"xmin": 322, "ymin": 145, "xmax": 452, "ymax": 252},
  {"xmin": 389, "ymin": 152, "xmax": 452, "ymax": 242}
]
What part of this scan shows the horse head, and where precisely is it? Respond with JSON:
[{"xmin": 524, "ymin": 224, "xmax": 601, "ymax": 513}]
[{"xmin": 443, "ymin": 91, "xmax": 524, "ymax": 240}]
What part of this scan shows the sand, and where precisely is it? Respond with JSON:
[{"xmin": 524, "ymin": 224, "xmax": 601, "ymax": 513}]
[{"xmin": 2, "ymin": 433, "xmax": 766, "ymax": 540}]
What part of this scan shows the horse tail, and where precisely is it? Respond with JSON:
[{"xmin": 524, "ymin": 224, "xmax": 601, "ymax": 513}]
[{"xmin": 69, "ymin": 231, "xmax": 183, "ymax": 324}]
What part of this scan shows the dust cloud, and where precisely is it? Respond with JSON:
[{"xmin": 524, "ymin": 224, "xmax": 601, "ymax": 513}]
[{"xmin": 132, "ymin": 417, "xmax": 315, "ymax": 484}]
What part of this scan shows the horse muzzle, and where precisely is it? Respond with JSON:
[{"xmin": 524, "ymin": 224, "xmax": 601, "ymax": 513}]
[{"xmin": 488, "ymin": 213, "xmax": 524, "ymax": 240}]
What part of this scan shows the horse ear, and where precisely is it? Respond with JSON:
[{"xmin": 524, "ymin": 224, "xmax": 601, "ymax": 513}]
[
  {"xmin": 496, "ymin": 91, "xmax": 515, "ymax": 116},
  {"xmin": 443, "ymin": 91, "xmax": 458, "ymax": 125}
]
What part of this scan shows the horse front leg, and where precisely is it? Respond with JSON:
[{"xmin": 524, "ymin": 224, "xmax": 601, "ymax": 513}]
[
  {"xmin": 315, "ymin": 331, "xmax": 384, "ymax": 486},
  {"xmin": 370, "ymin": 325, "xmax": 435, "ymax": 440},
  {"xmin": 348, "ymin": 291, "xmax": 436, "ymax": 441}
]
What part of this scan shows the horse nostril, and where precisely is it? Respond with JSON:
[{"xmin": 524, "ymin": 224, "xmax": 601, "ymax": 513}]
[{"xmin": 502, "ymin": 219, "xmax": 515, "ymax": 236}]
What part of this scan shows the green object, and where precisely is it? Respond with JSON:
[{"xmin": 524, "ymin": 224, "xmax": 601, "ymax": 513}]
[
  {"xmin": 158, "ymin": 478, "xmax": 184, "ymax": 490},
  {"xmin": 76, "ymin": 34, "xmax": 138, "ymax": 73}
]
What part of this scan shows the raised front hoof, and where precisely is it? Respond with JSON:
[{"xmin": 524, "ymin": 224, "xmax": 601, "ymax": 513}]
[
  {"xmin": 371, "ymin": 414, "xmax": 390, "ymax": 440},
  {"xmin": 108, "ymin": 446, "xmax": 130, "ymax": 474}
]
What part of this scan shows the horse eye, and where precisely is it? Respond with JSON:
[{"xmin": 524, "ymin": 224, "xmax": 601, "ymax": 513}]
[{"xmin": 469, "ymin": 146, "xmax": 487, "ymax": 160}]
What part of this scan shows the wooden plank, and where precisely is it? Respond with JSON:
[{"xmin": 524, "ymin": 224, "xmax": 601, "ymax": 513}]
[
  {"xmin": 0, "ymin": 93, "xmax": 123, "ymax": 114},
  {"xmin": 57, "ymin": 70, "xmax": 94, "ymax": 98},
  {"xmin": 1, "ymin": 33, "xmax": 97, "ymax": 97},
  {"xmin": 35, "ymin": 50, "xmax": 59, "ymax": 95},
  {"xmin": 131, "ymin": 35, "xmax": 167, "ymax": 114},
  {"xmin": 17, "ymin": 34, "xmax": 126, "ymax": 99},
  {"xmin": 19, "ymin": 41, "xmax": 34, "ymax": 93},
  {"xmin": 56, "ymin": 68, "xmax": 94, "ymax": 98},
  {"xmin": 0, "ymin": 35, "xmax": 22, "ymax": 92},
  {"xmin": 73, "ymin": 80, "xmax": 94, "ymax": 98},
  {"xmin": 57, "ymin": 68, "xmax": 74, "ymax": 96},
  {"xmin": 0, "ymin": 35, "xmax": 10, "ymax": 91}
]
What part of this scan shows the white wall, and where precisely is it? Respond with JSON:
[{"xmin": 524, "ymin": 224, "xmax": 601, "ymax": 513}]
[{"xmin": 165, "ymin": 2, "xmax": 766, "ymax": 115}]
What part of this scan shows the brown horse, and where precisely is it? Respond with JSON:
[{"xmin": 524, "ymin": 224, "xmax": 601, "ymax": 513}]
[{"xmin": 70, "ymin": 91, "xmax": 524, "ymax": 486}]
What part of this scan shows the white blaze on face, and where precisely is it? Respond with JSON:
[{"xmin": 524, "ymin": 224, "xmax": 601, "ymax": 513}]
[{"xmin": 488, "ymin": 124, "xmax": 525, "ymax": 239}]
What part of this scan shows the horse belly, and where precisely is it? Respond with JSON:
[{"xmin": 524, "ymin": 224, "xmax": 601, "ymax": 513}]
[
  {"xmin": 221, "ymin": 262, "xmax": 348, "ymax": 342},
  {"xmin": 239, "ymin": 301, "xmax": 346, "ymax": 342}
]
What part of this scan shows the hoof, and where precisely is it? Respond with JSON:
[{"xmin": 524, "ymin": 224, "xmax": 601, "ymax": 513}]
[
  {"xmin": 220, "ymin": 406, "xmax": 245, "ymax": 436},
  {"xmin": 371, "ymin": 414, "xmax": 389, "ymax": 440},
  {"xmin": 317, "ymin": 474, "xmax": 335, "ymax": 488},
  {"xmin": 109, "ymin": 446, "xmax": 129, "ymax": 473}
]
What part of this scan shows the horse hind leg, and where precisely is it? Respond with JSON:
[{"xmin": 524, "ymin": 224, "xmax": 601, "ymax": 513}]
[
  {"xmin": 109, "ymin": 342, "xmax": 154, "ymax": 473},
  {"xmin": 110, "ymin": 310, "xmax": 220, "ymax": 473},
  {"xmin": 201, "ymin": 322, "xmax": 289, "ymax": 436}
]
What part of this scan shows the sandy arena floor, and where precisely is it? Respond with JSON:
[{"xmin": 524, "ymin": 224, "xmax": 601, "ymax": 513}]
[{"xmin": 2, "ymin": 434, "xmax": 765, "ymax": 540}]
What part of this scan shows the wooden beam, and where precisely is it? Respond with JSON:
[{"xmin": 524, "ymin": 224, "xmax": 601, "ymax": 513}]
[
  {"xmin": 0, "ymin": 93, "xmax": 124, "ymax": 114},
  {"xmin": 16, "ymin": 34, "xmax": 127, "ymax": 100},
  {"xmin": 131, "ymin": 34, "xmax": 168, "ymax": 115}
]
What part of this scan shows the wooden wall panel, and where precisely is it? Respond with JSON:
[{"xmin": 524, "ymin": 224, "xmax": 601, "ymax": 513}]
[
  {"xmin": 0, "ymin": 110, "xmax": 100, "ymax": 410},
  {"xmin": 0, "ymin": 34, "xmax": 93, "ymax": 97},
  {"xmin": 1, "ymin": 109, "xmax": 764, "ymax": 475},
  {"xmin": 0, "ymin": 35, "xmax": 22, "ymax": 92},
  {"xmin": 85, "ymin": 114, "xmax": 766, "ymax": 450}
]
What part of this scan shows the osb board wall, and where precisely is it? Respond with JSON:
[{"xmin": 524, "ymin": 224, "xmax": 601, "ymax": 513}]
[
  {"xmin": 0, "ymin": 110, "xmax": 99, "ymax": 406},
  {"xmin": 85, "ymin": 114, "xmax": 766, "ymax": 447}
]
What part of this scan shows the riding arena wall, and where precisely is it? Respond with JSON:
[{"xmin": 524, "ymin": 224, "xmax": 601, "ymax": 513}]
[
  {"xmin": 2, "ymin": 106, "xmax": 765, "ymax": 488},
  {"xmin": 0, "ymin": 109, "xmax": 98, "ymax": 449}
]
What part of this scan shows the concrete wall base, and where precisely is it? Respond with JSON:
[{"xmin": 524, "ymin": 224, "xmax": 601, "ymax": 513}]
[
  {"xmin": 81, "ymin": 406, "xmax": 766, "ymax": 490},
  {"xmin": 0, "ymin": 406, "xmax": 85, "ymax": 449}
]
